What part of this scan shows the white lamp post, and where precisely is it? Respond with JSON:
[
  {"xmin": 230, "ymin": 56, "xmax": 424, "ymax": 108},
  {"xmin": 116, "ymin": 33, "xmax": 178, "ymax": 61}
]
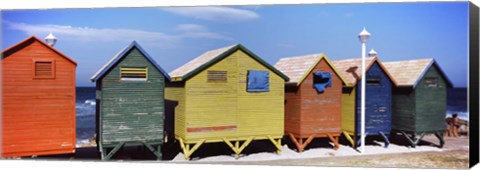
[
  {"xmin": 45, "ymin": 32, "xmax": 57, "ymax": 47},
  {"xmin": 358, "ymin": 27, "xmax": 370, "ymax": 154}
]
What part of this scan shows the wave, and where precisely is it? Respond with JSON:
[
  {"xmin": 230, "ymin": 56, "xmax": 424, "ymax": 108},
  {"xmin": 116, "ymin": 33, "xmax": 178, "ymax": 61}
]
[
  {"xmin": 76, "ymin": 99, "xmax": 96, "ymax": 117},
  {"xmin": 84, "ymin": 99, "xmax": 96, "ymax": 106}
]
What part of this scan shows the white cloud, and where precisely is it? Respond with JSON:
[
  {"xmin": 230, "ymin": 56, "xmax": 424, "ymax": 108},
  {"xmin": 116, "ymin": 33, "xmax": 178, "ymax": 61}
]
[
  {"xmin": 162, "ymin": 7, "xmax": 259, "ymax": 22},
  {"xmin": 176, "ymin": 23, "xmax": 232, "ymax": 40},
  {"xmin": 5, "ymin": 21, "xmax": 231, "ymax": 47},
  {"xmin": 344, "ymin": 12, "xmax": 354, "ymax": 18},
  {"xmin": 176, "ymin": 24, "xmax": 207, "ymax": 32}
]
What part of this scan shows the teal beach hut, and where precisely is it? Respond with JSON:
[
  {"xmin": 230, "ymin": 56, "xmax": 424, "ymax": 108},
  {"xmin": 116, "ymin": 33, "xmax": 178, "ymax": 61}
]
[
  {"xmin": 383, "ymin": 58, "xmax": 453, "ymax": 148},
  {"xmin": 90, "ymin": 41, "xmax": 170, "ymax": 160}
]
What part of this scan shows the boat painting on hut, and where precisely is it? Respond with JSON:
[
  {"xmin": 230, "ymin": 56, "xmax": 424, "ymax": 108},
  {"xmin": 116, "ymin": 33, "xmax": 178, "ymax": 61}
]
[
  {"xmin": 332, "ymin": 56, "xmax": 396, "ymax": 148},
  {"xmin": 90, "ymin": 41, "xmax": 170, "ymax": 160},
  {"xmin": 1, "ymin": 35, "xmax": 77, "ymax": 157},
  {"xmin": 274, "ymin": 53, "xmax": 348, "ymax": 152},
  {"xmin": 383, "ymin": 58, "xmax": 452, "ymax": 148},
  {"xmin": 165, "ymin": 44, "xmax": 289, "ymax": 160}
]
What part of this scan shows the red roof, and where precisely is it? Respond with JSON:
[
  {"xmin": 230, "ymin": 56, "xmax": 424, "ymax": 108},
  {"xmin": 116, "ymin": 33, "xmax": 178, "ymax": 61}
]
[{"xmin": 1, "ymin": 36, "xmax": 77, "ymax": 65}]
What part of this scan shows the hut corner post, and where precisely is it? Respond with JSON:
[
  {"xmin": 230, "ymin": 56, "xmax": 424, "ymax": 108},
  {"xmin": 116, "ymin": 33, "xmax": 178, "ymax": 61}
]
[
  {"xmin": 100, "ymin": 142, "xmax": 125, "ymax": 160},
  {"xmin": 326, "ymin": 133, "xmax": 340, "ymax": 150},
  {"xmin": 342, "ymin": 131, "xmax": 356, "ymax": 147},
  {"xmin": 267, "ymin": 135, "xmax": 282, "ymax": 155},
  {"xmin": 142, "ymin": 142, "xmax": 163, "ymax": 160},
  {"xmin": 178, "ymin": 138, "xmax": 205, "ymax": 160},
  {"xmin": 378, "ymin": 131, "xmax": 390, "ymax": 148}
]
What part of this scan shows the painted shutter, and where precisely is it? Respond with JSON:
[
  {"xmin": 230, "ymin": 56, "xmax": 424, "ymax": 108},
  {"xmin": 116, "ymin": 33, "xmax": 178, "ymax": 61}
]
[
  {"xmin": 247, "ymin": 70, "xmax": 269, "ymax": 92},
  {"xmin": 313, "ymin": 72, "xmax": 332, "ymax": 93}
]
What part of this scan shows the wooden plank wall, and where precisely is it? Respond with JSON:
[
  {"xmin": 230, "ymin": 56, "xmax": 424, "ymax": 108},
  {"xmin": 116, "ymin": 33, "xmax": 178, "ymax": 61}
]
[
  {"xmin": 184, "ymin": 53, "xmax": 238, "ymax": 141},
  {"xmin": 341, "ymin": 87, "xmax": 356, "ymax": 134},
  {"xmin": 165, "ymin": 85, "xmax": 186, "ymax": 140},
  {"xmin": 391, "ymin": 88, "xmax": 416, "ymax": 132},
  {"xmin": 2, "ymin": 40, "xmax": 76, "ymax": 157},
  {"xmin": 99, "ymin": 48, "xmax": 165, "ymax": 145},
  {"xmin": 284, "ymin": 86, "xmax": 301, "ymax": 136},
  {"xmin": 236, "ymin": 50, "xmax": 284, "ymax": 139},
  {"xmin": 297, "ymin": 59, "xmax": 342, "ymax": 137},
  {"xmin": 354, "ymin": 62, "xmax": 392, "ymax": 135},
  {"xmin": 181, "ymin": 50, "xmax": 284, "ymax": 142},
  {"xmin": 414, "ymin": 65, "xmax": 447, "ymax": 132}
]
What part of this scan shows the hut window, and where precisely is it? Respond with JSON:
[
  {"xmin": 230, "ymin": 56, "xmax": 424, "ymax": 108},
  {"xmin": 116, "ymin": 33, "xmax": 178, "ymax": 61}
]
[
  {"xmin": 247, "ymin": 70, "xmax": 269, "ymax": 92},
  {"xmin": 120, "ymin": 67, "xmax": 148, "ymax": 81},
  {"xmin": 424, "ymin": 77, "xmax": 438, "ymax": 87},
  {"xmin": 207, "ymin": 71, "xmax": 227, "ymax": 82},
  {"xmin": 313, "ymin": 72, "xmax": 332, "ymax": 93},
  {"xmin": 33, "ymin": 60, "xmax": 55, "ymax": 79},
  {"xmin": 366, "ymin": 75, "xmax": 381, "ymax": 85}
]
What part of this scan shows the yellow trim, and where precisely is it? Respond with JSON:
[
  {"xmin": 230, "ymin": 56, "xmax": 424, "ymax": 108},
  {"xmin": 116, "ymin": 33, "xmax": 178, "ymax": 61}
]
[
  {"xmin": 120, "ymin": 67, "xmax": 148, "ymax": 80},
  {"xmin": 296, "ymin": 53, "xmax": 351, "ymax": 87}
]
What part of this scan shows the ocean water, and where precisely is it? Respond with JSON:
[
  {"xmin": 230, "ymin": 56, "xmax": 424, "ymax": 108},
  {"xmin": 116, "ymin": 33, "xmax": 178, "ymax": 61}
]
[
  {"xmin": 446, "ymin": 88, "xmax": 468, "ymax": 120},
  {"xmin": 76, "ymin": 87, "xmax": 96, "ymax": 145},
  {"xmin": 74, "ymin": 87, "xmax": 469, "ymax": 145}
]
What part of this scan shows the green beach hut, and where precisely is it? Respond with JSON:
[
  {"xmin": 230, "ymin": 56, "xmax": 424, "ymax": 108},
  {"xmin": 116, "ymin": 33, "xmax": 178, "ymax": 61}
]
[
  {"xmin": 383, "ymin": 58, "xmax": 453, "ymax": 148},
  {"xmin": 90, "ymin": 41, "xmax": 171, "ymax": 160}
]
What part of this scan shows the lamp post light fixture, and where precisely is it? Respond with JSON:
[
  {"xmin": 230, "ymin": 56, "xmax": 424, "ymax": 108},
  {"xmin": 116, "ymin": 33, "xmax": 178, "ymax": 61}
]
[
  {"xmin": 358, "ymin": 27, "xmax": 370, "ymax": 154},
  {"xmin": 368, "ymin": 48, "xmax": 377, "ymax": 57},
  {"xmin": 45, "ymin": 32, "xmax": 57, "ymax": 47}
]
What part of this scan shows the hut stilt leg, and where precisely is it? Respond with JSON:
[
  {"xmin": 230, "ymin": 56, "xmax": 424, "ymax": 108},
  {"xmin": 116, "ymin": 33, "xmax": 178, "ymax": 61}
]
[
  {"xmin": 142, "ymin": 142, "xmax": 162, "ymax": 160},
  {"xmin": 267, "ymin": 135, "xmax": 282, "ymax": 155},
  {"xmin": 100, "ymin": 148, "xmax": 107, "ymax": 160},
  {"xmin": 342, "ymin": 131, "xmax": 355, "ymax": 148},
  {"xmin": 178, "ymin": 138, "xmax": 205, "ymax": 160},
  {"xmin": 356, "ymin": 133, "xmax": 368, "ymax": 147},
  {"xmin": 302, "ymin": 135, "xmax": 315, "ymax": 152},
  {"xmin": 379, "ymin": 131, "xmax": 390, "ymax": 148},
  {"xmin": 103, "ymin": 142, "xmax": 125, "ymax": 160},
  {"xmin": 400, "ymin": 131, "xmax": 425, "ymax": 148},
  {"xmin": 288, "ymin": 134, "xmax": 315, "ymax": 152},
  {"xmin": 326, "ymin": 133, "xmax": 339, "ymax": 150},
  {"xmin": 223, "ymin": 137, "xmax": 253, "ymax": 159},
  {"xmin": 287, "ymin": 133, "xmax": 302, "ymax": 152},
  {"xmin": 434, "ymin": 132, "xmax": 445, "ymax": 148}
]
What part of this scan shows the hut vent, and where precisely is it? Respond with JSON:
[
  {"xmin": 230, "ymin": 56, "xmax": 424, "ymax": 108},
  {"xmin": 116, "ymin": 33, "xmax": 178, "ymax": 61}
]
[
  {"xmin": 368, "ymin": 48, "xmax": 377, "ymax": 57},
  {"xmin": 44, "ymin": 32, "xmax": 57, "ymax": 47}
]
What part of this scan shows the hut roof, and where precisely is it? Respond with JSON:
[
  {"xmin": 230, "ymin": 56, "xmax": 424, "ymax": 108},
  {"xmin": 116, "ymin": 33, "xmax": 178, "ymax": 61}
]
[
  {"xmin": 1, "ymin": 36, "xmax": 77, "ymax": 65},
  {"xmin": 90, "ymin": 41, "xmax": 171, "ymax": 82},
  {"xmin": 169, "ymin": 44, "xmax": 289, "ymax": 82},
  {"xmin": 274, "ymin": 53, "xmax": 348, "ymax": 86},
  {"xmin": 331, "ymin": 56, "xmax": 396, "ymax": 87},
  {"xmin": 383, "ymin": 58, "xmax": 453, "ymax": 88}
]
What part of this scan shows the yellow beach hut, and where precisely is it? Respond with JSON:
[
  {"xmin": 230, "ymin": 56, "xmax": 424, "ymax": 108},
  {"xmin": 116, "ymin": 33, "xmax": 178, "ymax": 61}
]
[{"xmin": 165, "ymin": 44, "xmax": 289, "ymax": 160}]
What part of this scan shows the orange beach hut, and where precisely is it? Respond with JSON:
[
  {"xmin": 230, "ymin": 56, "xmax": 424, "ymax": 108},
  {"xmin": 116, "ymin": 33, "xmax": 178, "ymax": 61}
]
[
  {"xmin": 1, "ymin": 35, "xmax": 77, "ymax": 157},
  {"xmin": 274, "ymin": 53, "xmax": 347, "ymax": 152}
]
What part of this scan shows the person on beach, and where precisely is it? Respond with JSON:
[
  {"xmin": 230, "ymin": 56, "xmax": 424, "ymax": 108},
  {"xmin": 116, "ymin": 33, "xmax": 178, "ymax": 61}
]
[
  {"xmin": 444, "ymin": 114, "xmax": 460, "ymax": 137},
  {"xmin": 451, "ymin": 114, "xmax": 460, "ymax": 137}
]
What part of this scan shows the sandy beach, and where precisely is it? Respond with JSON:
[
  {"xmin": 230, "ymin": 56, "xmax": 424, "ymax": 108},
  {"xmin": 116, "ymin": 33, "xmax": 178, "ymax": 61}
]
[{"xmin": 22, "ymin": 133, "xmax": 469, "ymax": 169}]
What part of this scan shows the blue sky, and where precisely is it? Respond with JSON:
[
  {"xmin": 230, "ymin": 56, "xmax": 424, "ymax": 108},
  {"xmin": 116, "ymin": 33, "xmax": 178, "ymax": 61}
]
[{"xmin": 2, "ymin": 2, "xmax": 469, "ymax": 87}]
